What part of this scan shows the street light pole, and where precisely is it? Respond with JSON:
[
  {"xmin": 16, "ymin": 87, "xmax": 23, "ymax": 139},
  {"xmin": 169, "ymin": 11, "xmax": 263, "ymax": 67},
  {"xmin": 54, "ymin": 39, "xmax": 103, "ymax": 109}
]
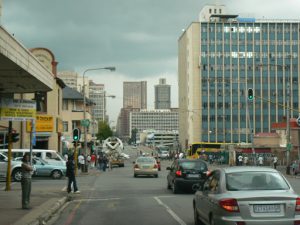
[{"xmin": 82, "ymin": 67, "xmax": 115, "ymax": 166}]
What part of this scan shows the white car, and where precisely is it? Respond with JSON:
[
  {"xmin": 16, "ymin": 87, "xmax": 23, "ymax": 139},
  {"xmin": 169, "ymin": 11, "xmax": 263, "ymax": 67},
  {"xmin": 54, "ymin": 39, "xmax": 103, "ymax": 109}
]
[
  {"xmin": 159, "ymin": 151, "xmax": 169, "ymax": 159},
  {"xmin": 0, "ymin": 152, "xmax": 36, "ymax": 182}
]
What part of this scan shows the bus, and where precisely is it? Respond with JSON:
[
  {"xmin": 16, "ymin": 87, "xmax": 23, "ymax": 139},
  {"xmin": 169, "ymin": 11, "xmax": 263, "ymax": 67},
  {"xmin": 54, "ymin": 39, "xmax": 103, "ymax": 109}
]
[{"xmin": 186, "ymin": 142, "xmax": 232, "ymax": 164}]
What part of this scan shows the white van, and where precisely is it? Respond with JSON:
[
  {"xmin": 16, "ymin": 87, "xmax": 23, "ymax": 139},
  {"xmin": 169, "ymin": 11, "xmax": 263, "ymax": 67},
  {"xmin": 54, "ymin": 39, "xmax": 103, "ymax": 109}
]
[{"xmin": 0, "ymin": 149, "xmax": 66, "ymax": 166}]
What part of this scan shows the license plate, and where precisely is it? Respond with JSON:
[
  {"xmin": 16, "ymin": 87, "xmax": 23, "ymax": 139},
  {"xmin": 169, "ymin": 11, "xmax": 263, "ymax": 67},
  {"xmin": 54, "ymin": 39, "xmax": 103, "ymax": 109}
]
[
  {"xmin": 142, "ymin": 166, "xmax": 150, "ymax": 169},
  {"xmin": 253, "ymin": 204, "xmax": 281, "ymax": 213},
  {"xmin": 188, "ymin": 174, "xmax": 200, "ymax": 178}
]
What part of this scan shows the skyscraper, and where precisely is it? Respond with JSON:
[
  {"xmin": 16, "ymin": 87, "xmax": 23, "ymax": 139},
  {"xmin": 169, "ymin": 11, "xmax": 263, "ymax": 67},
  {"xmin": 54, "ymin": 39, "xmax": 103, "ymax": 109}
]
[
  {"xmin": 178, "ymin": 4, "xmax": 300, "ymax": 148},
  {"xmin": 154, "ymin": 78, "xmax": 171, "ymax": 109},
  {"xmin": 89, "ymin": 81, "xmax": 106, "ymax": 121},
  {"xmin": 123, "ymin": 81, "xmax": 147, "ymax": 109}
]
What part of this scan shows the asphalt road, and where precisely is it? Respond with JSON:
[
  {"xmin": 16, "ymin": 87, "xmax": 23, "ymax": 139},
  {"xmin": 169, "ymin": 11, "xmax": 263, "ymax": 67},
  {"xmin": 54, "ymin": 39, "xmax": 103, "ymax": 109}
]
[{"xmin": 52, "ymin": 146, "xmax": 195, "ymax": 225}]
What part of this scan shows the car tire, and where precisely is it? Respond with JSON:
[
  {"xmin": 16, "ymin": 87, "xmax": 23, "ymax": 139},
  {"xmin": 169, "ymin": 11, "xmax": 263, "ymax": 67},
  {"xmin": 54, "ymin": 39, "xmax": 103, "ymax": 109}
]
[
  {"xmin": 210, "ymin": 215, "xmax": 216, "ymax": 225},
  {"xmin": 194, "ymin": 205, "xmax": 204, "ymax": 225},
  {"xmin": 51, "ymin": 170, "xmax": 62, "ymax": 179},
  {"xmin": 12, "ymin": 168, "xmax": 22, "ymax": 182},
  {"xmin": 134, "ymin": 174, "xmax": 137, "ymax": 178},
  {"xmin": 167, "ymin": 181, "xmax": 171, "ymax": 189},
  {"xmin": 154, "ymin": 174, "xmax": 158, "ymax": 178},
  {"xmin": 172, "ymin": 181, "xmax": 179, "ymax": 194}
]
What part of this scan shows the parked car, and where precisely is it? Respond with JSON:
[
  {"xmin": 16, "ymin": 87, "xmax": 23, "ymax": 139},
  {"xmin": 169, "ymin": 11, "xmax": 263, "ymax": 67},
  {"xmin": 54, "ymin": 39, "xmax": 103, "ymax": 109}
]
[
  {"xmin": 0, "ymin": 149, "xmax": 66, "ymax": 166},
  {"xmin": 14, "ymin": 157, "xmax": 66, "ymax": 179},
  {"xmin": 193, "ymin": 166, "xmax": 300, "ymax": 225},
  {"xmin": 167, "ymin": 159, "xmax": 208, "ymax": 194},
  {"xmin": 0, "ymin": 152, "xmax": 36, "ymax": 182},
  {"xmin": 133, "ymin": 156, "xmax": 158, "ymax": 178}
]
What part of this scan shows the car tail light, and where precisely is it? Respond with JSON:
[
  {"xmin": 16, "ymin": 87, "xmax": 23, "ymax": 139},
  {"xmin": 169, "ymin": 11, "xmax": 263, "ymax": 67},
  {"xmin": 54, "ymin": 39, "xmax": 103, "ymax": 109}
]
[
  {"xmin": 219, "ymin": 198, "xmax": 239, "ymax": 212},
  {"xmin": 134, "ymin": 164, "xmax": 139, "ymax": 169},
  {"xmin": 295, "ymin": 198, "xmax": 300, "ymax": 211},
  {"xmin": 175, "ymin": 170, "xmax": 182, "ymax": 177},
  {"xmin": 236, "ymin": 222, "xmax": 245, "ymax": 225},
  {"xmin": 294, "ymin": 221, "xmax": 300, "ymax": 225}
]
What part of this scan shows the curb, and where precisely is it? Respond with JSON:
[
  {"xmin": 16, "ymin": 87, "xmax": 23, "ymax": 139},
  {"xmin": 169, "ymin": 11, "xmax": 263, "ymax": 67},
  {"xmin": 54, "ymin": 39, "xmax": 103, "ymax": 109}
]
[
  {"xmin": 28, "ymin": 197, "xmax": 68, "ymax": 225},
  {"xmin": 35, "ymin": 197, "xmax": 67, "ymax": 225}
]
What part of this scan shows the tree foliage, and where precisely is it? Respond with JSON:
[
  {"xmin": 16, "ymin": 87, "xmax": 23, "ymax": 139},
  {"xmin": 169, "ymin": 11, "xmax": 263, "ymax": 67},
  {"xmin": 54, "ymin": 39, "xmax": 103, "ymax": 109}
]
[{"xmin": 96, "ymin": 120, "xmax": 113, "ymax": 141}]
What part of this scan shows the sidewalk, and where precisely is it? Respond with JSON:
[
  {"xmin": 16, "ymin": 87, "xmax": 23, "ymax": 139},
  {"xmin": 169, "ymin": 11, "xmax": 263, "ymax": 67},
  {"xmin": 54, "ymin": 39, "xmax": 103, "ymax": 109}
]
[{"xmin": 0, "ymin": 168, "xmax": 101, "ymax": 225}]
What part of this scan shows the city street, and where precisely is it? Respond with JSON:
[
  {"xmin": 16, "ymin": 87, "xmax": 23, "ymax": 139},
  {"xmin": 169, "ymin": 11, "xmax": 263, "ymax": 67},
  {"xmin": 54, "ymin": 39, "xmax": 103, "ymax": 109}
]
[
  {"xmin": 52, "ymin": 154, "xmax": 195, "ymax": 225},
  {"xmin": 2, "ymin": 146, "xmax": 300, "ymax": 225}
]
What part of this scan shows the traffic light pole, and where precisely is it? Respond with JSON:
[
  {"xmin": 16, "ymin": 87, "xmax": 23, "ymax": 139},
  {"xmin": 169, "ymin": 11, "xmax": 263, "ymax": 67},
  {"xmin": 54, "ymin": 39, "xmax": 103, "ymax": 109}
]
[
  {"xmin": 246, "ymin": 89, "xmax": 256, "ymax": 166},
  {"xmin": 74, "ymin": 142, "xmax": 78, "ymax": 176},
  {"xmin": 5, "ymin": 121, "xmax": 12, "ymax": 191}
]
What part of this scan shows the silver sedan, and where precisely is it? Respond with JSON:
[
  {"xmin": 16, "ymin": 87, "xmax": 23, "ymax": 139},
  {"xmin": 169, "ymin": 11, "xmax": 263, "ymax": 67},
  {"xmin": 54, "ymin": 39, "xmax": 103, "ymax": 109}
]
[{"xmin": 193, "ymin": 166, "xmax": 300, "ymax": 225}]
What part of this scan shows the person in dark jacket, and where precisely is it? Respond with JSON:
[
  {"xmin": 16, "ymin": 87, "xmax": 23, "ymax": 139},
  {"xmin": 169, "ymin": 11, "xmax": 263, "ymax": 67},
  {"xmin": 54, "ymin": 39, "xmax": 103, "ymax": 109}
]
[{"xmin": 66, "ymin": 154, "xmax": 80, "ymax": 194}]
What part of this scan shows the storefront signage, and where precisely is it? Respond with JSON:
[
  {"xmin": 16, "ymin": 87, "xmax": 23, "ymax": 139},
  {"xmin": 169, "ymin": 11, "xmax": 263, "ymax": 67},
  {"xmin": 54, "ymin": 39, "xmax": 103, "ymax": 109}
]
[
  {"xmin": 0, "ymin": 98, "xmax": 36, "ymax": 121},
  {"xmin": 27, "ymin": 115, "xmax": 54, "ymax": 132}
]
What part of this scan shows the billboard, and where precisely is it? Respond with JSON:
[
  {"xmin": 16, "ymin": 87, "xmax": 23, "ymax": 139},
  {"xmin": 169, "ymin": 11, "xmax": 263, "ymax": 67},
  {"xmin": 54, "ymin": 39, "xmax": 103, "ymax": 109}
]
[{"xmin": 0, "ymin": 98, "xmax": 36, "ymax": 121}]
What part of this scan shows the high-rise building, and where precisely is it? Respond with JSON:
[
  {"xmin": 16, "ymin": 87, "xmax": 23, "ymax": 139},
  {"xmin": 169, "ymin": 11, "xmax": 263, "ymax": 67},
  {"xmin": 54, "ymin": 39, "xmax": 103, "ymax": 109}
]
[
  {"xmin": 155, "ymin": 78, "xmax": 171, "ymax": 109},
  {"xmin": 123, "ymin": 81, "xmax": 147, "ymax": 109},
  {"xmin": 178, "ymin": 4, "xmax": 300, "ymax": 148},
  {"xmin": 130, "ymin": 109, "xmax": 179, "ymax": 135},
  {"xmin": 89, "ymin": 81, "xmax": 106, "ymax": 121}
]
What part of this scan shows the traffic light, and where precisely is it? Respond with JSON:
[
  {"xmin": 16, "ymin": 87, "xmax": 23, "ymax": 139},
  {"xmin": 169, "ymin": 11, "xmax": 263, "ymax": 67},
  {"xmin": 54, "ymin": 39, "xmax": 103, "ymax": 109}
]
[
  {"xmin": 5, "ymin": 133, "xmax": 20, "ymax": 143},
  {"xmin": 73, "ymin": 128, "xmax": 81, "ymax": 141},
  {"xmin": 248, "ymin": 88, "xmax": 254, "ymax": 100},
  {"xmin": 11, "ymin": 133, "xmax": 20, "ymax": 143}
]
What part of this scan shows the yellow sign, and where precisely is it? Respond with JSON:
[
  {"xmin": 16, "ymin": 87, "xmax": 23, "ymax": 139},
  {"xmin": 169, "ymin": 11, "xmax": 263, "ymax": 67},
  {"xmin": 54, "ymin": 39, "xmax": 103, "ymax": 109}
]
[
  {"xmin": 27, "ymin": 115, "xmax": 53, "ymax": 132},
  {"xmin": 0, "ymin": 98, "xmax": 36, "ymax": 121}
]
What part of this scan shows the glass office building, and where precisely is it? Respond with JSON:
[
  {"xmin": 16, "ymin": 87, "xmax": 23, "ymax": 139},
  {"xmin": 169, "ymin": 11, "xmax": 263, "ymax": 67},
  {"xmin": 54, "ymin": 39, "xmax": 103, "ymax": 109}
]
[{"xmin": 179, "ymin": 7, "xmax": 300, "ymax": 146}]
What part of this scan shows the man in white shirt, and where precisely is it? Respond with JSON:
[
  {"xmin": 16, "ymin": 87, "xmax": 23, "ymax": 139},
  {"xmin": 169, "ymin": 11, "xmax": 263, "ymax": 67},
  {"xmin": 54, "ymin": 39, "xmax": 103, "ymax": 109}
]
[
  {"xmin": 273, "ymin": 155, "xmax": 278, "ymax": 169},
  {"xmin": 78, "ymin": 154, "xmax": 85, "ymax": 172},
  {"xmin": 238, "ymin": 155, "xmax": 243, "ymax": 166},
  {"xmin": 243, "ymin": 156, "xmax": 249, "ymax": 166},
  {"xmin": 258, "ymin": 155, "xmax": 264, "ymax": 166}
]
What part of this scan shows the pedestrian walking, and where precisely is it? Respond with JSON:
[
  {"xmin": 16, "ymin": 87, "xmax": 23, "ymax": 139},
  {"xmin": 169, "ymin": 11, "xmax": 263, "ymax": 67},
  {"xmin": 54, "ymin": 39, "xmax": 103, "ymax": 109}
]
[
  {"xmin": 91, "ymin": 154, "xmax": 96, "ymax": 168},
  {"xmin": 21, "ymin": 153, "xmax": 33, "ymax": 209},
  {"xmin": 102, "ymin": 155, "xmax": 108, "ymax": 172},
  {"xmin": 258, "ymin": 155, "xmax": 264, "ymax": 166},
  {"xmin": 273, "ymin": 155, "xmax": 278, "ymax": 169},
  {"xmin": 98, "ymin": 154, "xmax": 104, "ymax": 170},
  {"xmin": 243, "ymin": 156, "xmax": 249, "ymax": 166},
  {"xmin": 66, "ymin": 154, "xmax": 80, "ymax": 194},
  {"xmin": 78, "ymin": 153, "xmax": 85, "ymax": 172},
  {"xmin": 238, "ymin": 154, "xmax": 243, "ymax": 166}
]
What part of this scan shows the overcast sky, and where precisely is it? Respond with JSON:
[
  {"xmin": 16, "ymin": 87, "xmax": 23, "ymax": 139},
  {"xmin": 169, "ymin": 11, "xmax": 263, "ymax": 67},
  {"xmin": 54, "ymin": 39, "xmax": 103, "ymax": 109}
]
[{"xmin": 2, "ymin": 0, "xmax": 300, "ymax": 124}]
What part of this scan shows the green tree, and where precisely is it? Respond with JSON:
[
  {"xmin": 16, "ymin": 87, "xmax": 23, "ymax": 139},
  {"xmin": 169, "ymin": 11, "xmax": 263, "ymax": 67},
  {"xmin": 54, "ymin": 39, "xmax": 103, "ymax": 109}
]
[{"xmin": 96, "ymin": 120, "xmax": 113, "ymax": 142}]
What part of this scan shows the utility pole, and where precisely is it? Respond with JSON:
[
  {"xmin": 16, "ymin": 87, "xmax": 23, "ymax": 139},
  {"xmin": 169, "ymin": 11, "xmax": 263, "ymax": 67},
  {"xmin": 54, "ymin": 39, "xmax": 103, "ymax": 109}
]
[{"xmin": 286, "ymin": 83, "xmax": 291, "ymax": 174}]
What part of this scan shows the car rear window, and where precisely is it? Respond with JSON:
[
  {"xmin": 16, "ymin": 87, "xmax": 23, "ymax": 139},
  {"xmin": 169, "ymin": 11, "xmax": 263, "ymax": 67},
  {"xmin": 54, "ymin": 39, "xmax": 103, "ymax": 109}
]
[
  {"xmin": 179, "ymin": 161, "xmax": 207, "ymax": 171},
  {"xmin": 226, "ymin": 171, "xmax": 290, "ymax": 191},
  {"xmin": 137, "ymin": 157, "xmax": 155, "ymax": 163}
]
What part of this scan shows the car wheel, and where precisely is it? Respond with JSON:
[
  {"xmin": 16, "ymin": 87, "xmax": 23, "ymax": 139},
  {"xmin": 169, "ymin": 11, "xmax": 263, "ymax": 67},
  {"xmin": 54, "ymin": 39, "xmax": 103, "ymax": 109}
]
[
  {"xmin": 194, "ymin": 205, "xmax": 204, "ymax": 225},
  {"xmin": 172, "ymin": 181, "xmax": 179, "ymax": 194},
  {"xmin": 210, "ymin": 215, "xmax": 215, "ymax": 225},
  {"xmin": 154, "ymin": 174, "xmax": 158, "ymax": 178},
  {"xmin": 167, "ymin": 181, "xmax": 171, "ymax": 189},
  {"xmin": 51, "ymin": 170, "xmax": 62, "ymax": 179},
  {"xmin": 12, "ymin": 168, "xmax": 22, "ymax": 182},
  {"xmin": 134, "ymin": 174, "xmax": 137, "ymax": 178}
]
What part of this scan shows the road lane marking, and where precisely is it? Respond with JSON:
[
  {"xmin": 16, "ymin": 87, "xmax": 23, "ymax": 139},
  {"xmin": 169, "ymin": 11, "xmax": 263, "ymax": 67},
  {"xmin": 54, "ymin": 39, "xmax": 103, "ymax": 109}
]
[
  {"xmin": 154, "ymin": 196, "xmax": 187, "ymax": 225},
  {"xmin": 73, "ymin": 197, "xmax": 121, "ymax": 202}
]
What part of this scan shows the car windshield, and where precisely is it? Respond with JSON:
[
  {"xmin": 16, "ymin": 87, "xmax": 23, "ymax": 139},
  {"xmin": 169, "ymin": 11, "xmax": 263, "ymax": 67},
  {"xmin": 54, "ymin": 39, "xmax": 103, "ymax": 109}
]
[
  {"xmin": 226, "ymin": 171, "xmax": 290, "ymax": 191},
  {"xmin": 137, "ymin": 157, "xmax": 155, "ymax": 163},
  {"xmin": 179, "ymin": 161, "xmax": 207, "ymax": 171}
]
